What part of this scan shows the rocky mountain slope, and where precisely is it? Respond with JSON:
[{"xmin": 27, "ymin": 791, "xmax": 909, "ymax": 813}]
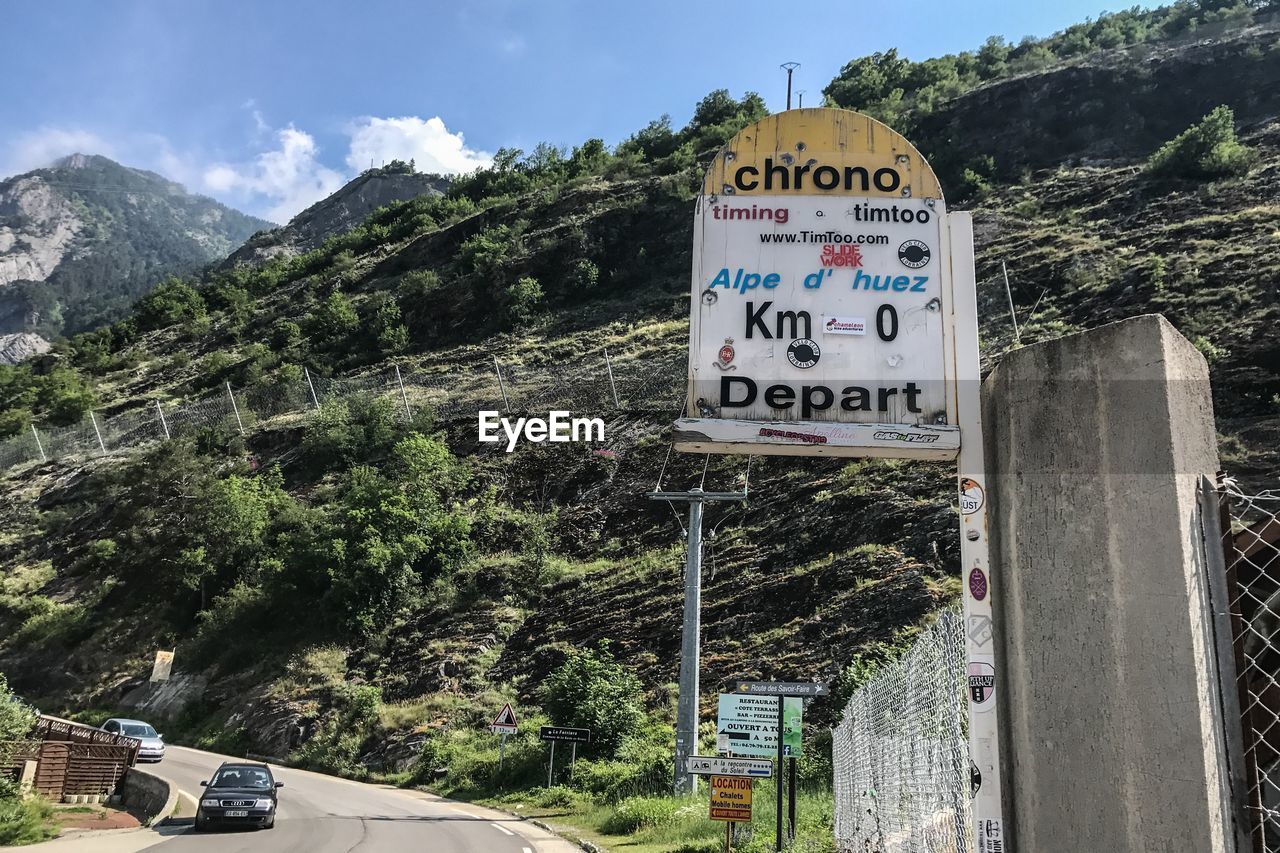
[
  {"xmin": 224, "ymin": 165, "xmax": 448, "ymax": 267},
  {"xmin": 0, "ymin": 154, "xmax": 270, "ymax": 336},
  {"xmin": 0, "ymin": 0, "xmax": 1277, "ymax": 806},
  {"xmin": 0, "ymin": 333, "xmax": 49, "ymax": 365}
]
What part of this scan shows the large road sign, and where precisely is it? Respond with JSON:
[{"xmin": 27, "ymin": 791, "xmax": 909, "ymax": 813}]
[
  {"xmin": 676, "ymin": 108, "xmax": 960, "ymax": 460},
  {"xmin": 716, "ymin": 693, "xmax": 802, "ymax": 758},
  {"xmin": 679, "ymin": 107, "xmax": 1009, "ymax": 848},
  {"xmin": 734, "ymin": 680, "xmax": 828, "ymax": 698},
  {"xmin": 709, "ymin": 775, "xmax": 753, "ymax": 822},
  {"xmin": 539, "ymin": 726, "xmax": 591, "ymax": 744},
  {"xmin": 687, "ymin": 756, "xmax": 773, "ymax": 778}
]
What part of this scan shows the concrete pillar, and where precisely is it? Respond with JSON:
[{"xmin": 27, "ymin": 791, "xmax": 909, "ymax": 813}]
[{"xmin": 982, "ymin": 314, "xmax": 1232, "ymax": 852}]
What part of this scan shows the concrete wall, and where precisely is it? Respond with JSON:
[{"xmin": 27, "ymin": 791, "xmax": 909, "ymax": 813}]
[
  {"xmin": 982, "ymin": 314, "xmax": 1233, "ymax": 852},
  {"xmin": 119, "ymin": 767, "xmax": 177, "ymax": 827}
]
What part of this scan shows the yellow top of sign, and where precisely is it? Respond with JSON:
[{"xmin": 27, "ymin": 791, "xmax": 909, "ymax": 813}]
[{"xmin": 701, "ymin": 108, "xmax": 943, "ymax": 201}]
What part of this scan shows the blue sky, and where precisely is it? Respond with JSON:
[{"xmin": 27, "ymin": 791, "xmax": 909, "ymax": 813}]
[{"xmin": 2, "ymin": 0, "xmax": 1158, "ymax": 223}]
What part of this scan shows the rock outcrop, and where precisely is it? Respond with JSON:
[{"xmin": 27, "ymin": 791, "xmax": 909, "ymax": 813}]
[
  {"xmin": 224, "ymin": 169, "xmax": 448, "ymax": 267},
  {"xmin": 0, "ymin": 332, "xmax": 51, "ymax": 365}
]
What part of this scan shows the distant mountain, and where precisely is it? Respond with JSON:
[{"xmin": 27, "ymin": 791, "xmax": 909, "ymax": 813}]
[
  {"xmin": 224, "ymin": 164, "xmax": 449, "ymax": 267},
  {"xmin": 0, "ymin": 153, "xmax": 271, "ymax": 336}
]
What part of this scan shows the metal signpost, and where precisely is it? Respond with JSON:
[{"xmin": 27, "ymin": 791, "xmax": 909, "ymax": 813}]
[
  {"xmin": 489, "ymin": 703, "xmax": 519, "ymax": 774},
  {"xmin": 717, "ymin": 692, "xmax": 803, "ymax": 852},
  {"xmin": 540, "ymin": 727, "xmax": 591, "ymax": 783},
  {"xmin": 678, "ymin": 108, "xmax": 1007, "ymax": 850},
  {"xmin": 649, "ymin": 487, "xmax": 748, "ymax": 795},
  {"xmin": 733, "ymin": 681, "xmax": 824, "ymax": 847}
]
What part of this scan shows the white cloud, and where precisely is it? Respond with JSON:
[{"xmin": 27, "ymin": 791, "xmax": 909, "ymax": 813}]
[
  {"xmin": 202, "ymin": 126, "xmax": 345, "ymax": 224},
  {"xmin": 4, "ymin": 127, "xmax": 116, "ymax": 175},
  {"xmin": 345, "ymin": 116, "xmax": 492, "ymax": 176}
]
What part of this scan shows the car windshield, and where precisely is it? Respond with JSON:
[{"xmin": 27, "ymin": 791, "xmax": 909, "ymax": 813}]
[
  {"xmin": 210, "ymin": 767, "xmax": 272, "ymax": 790},
  {"xmin": 121, "ymin": 724, "xmax": 157, "ymax": 738}
]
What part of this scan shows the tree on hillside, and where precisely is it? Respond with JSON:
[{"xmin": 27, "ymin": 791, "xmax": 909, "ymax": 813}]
[
  {"xmin": 541, "ymin": 644, "xmax": 645, "ymax": 755},
  {"xmin": 824, "ymin": 49, "xmax": 911, "ymax": 110},
  {"xmin": 1146, "ymin": 105, "xmax": 1254, "ymax": 180},
  {"xmin": 0, "ymin": 672, "xmax": 34, "ymax": 741}
]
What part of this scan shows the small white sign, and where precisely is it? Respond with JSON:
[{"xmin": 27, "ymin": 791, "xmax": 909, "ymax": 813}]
[
  {"xmin": 489, "ymin": 702, "xmax": 519, "ymax": 735},
  {"xmin": 822, "ymin": 315, "xmax": 867, "ymax": 336},
  {"xmin": 688, "ymin": 756, "xmax": 773, "ymax": 778}
]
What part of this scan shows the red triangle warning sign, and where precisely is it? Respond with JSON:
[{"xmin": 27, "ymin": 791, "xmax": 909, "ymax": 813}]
[{"xmin": 490, "ymin": 703, "xmax": 519, "ymax": 733}]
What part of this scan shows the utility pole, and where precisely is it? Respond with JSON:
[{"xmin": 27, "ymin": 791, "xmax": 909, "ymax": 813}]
[
  {"xmin": 780, "ymin": 62, "xmax": 800, "ymax": 110},
  {"xmin": 647, "ymin": 486, "xmax": 748, "ymax": 795},
  {"xmin": 796, "ymin": 90, "xmax": 806, "ymax": 108}
]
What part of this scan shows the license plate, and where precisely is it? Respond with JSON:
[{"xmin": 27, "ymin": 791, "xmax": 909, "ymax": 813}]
[{"xmin": 225, "ymin": 810, "xmax": 248, "ymax": 817}]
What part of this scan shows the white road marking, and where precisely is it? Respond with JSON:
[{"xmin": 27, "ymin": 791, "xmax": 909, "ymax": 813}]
[
  {"xmin": 524, "ymin": 848, "xmax": 534, "ymax": 853},
  {"xmin": 491, "ymin": 822, "xmax": 515, "ymax": 835}
]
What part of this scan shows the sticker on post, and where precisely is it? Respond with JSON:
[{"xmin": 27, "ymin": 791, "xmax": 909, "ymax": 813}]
[
  {"xmin": 977, "ymin": 818, "xmax": 1004, "ymax": 852},
  {"xmin": 960, "ymin": 478, "xmax": 985, "ymax": 514},
  {"xmin": 968, "ymin": 567, "xmax": 988, "ymax": 601},
  {"xmin": 968, "ymin": 662, "xmax": 996, "ymax": 710}
]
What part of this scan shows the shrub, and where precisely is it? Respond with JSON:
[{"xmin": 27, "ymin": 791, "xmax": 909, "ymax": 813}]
[
  {"xmin": 1147, "ymin": 105, "xmax": 1254, "ymax": 180},
  {"xmin": 541, "ymin": 645, "xmax": 645, "ymax": 756},
  {"xmin": 600, "ymin": 795, "xmax": 683, "ymax": 834},
  {"xmin": 503, "ymin": 276, "xmax": 543, "ymax": 327},
  {"xmin": 135, "ymin": 277, "xmax": 207, "ymax": 331},
  {"xmin": 0, "ymin": 791, "xmax": 55, "ymax": 846},
  {"xmin": 0, "ymin": 672, "xmax": 35, "ymax": 740}
]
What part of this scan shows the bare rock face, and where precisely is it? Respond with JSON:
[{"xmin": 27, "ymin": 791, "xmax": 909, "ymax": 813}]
[
  {"xmin": 0, "ymin": 332, "xmax": 51, "ymax": 365},
  {"xmin": 0, "ymin": 177, "xmax": 83, "ymax": 286}
]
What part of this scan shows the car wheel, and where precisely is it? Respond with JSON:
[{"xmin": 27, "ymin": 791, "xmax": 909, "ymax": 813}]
[
  {"xmin": 264, "ymin": 816, "xmax": 275, "ymax": 830},
  {"xmin": 193, "ymin": 817, "xmax": 207, "ymax": 833}
]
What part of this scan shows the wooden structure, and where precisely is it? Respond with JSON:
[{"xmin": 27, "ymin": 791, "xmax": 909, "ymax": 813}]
[{"xmin": 1, "ymin": 717, "xmax": 139, "ymax": 800}]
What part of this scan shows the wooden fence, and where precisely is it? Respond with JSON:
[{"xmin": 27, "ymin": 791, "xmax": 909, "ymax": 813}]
[{"xmin": 1, "ymin": 718, "xmax": 139, "ymax": 800}]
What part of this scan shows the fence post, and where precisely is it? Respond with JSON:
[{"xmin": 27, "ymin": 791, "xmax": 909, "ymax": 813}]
[
  {"xmin": 493, "ymin": 356, "xmax": 511, "ymax": 411},
  {"xmin": 604, "ymin": 349, "xmax": 620, "ymax": 408},
  {"xmin": 304, "ymin": 367, "xmax": 321, "ymax": 409},
  {"xmin": 983, "ymin": 314, "xmax": 1229, "ymax": 853},
  {"xmin": 30, "ymin": 423, "xmax": 46, "ymax": 463},
  {"xmin": 154, "ymin": 400, "xmax": 170, "ymax": 440},
  {"xmin": 394, "ymin": 364, "xmax": 412, "ymax": 420},
  {"xmin": 226, "ymin": 382, "xmax": 245, "ymax": 435},
  {"xmin": 89, "ymin": 411, "xmax": 107, "ymax": 453}
]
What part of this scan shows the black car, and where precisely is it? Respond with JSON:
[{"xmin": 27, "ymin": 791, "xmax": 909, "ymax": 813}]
[{"xmin": 195, "ymin": 762, "xmax": 283, "ymax": 831}]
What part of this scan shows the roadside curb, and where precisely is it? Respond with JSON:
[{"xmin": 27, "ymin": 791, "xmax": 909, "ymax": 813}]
[
  {"xmin": 530, "ymin": 817, "xmax": 604, "ymax": 852},
  {"xmin": 481, "ymin": 803, "xmax": 602, "ymax": 853}
]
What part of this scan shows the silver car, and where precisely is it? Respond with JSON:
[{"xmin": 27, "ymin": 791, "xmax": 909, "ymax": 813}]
[{"xmin": 102, "ymin": 718, "xmax": 165, "ymax": 762}]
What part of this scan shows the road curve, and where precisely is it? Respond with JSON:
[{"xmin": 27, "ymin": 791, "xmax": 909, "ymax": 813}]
[{"xmin": 17, "ymin": 744, "xmax": 577, "ymax": 853}]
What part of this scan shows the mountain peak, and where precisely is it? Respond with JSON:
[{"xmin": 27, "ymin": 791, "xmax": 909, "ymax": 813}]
[
  {"xmin": 0, "ymin": 156, "xmax": 272, "ymax": 336},
  {"xmin": 51, "ymin": 152, "xmax": 98, "ymax": 170}
]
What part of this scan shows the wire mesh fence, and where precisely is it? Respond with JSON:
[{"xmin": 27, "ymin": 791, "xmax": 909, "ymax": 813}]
[
  {"xmin": 0, "ymin": 349, "xmax": 689, "ymax": 476},
  {"xmin": 833, "ymin": 609, "xmax": 970, "ymax": 853},
  {"xmin": 1221, "ymin": 480, "xmax": 1280, "ymax": 851}
]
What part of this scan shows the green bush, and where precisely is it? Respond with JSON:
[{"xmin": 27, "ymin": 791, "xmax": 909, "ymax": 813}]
[
  {"xmin": 1147, "ymin": 105, "xmax": 1254, "ymax": 180},
  {"xmin": 135, "ymin": 277, "xmax": 207, "ymax": 331},
  {"xmin": 0, "ymin": 791, "xmax": 55, "ymax": 846},
  {"xmin": 541, "ymin": 645, "xmax": 645, "ymax": 757},
  {"xmin": 600, "ymin": 795, "xmax": 683, "ymax": 834}
]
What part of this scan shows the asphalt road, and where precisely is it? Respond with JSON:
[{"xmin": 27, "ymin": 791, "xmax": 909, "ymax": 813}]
[{"xmin": 19, "ymin": 745, "xmax": 576, "ymax": 853}]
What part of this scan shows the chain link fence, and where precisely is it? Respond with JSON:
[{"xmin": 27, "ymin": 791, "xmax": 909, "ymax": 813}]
[
  {"xmin": 1221, "ymin": 480, "xmax": 1280, "ymax": 851},
  {"xmin": 0, "ymin": 349, "xmax": 689, "ymax": 476},
  {"xmin": 833, "ymin": 609, "xmax": 970, "ymax": 853}
]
